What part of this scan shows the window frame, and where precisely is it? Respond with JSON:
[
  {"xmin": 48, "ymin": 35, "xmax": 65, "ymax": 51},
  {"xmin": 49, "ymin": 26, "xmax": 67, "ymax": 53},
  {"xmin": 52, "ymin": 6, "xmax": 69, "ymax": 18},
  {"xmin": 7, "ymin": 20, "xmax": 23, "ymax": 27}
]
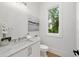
[{"xmin": 47, "ymin": 3, "xmax": 63, "ymax": 37}]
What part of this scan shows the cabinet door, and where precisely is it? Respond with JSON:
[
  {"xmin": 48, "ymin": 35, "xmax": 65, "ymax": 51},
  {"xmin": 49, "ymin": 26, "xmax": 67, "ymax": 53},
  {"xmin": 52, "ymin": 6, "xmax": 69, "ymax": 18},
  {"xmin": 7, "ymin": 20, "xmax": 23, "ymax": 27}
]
[
  {"xmin": 10, "ymin": 47, "xmax": 28, "ymax": 57},
  {"xmin": 10, "ymin": 42, "xmax": 40, "ymax": 57},
  {"xmin": 29, "ymin": 42, "xmax": 40, "ymax": 57}
]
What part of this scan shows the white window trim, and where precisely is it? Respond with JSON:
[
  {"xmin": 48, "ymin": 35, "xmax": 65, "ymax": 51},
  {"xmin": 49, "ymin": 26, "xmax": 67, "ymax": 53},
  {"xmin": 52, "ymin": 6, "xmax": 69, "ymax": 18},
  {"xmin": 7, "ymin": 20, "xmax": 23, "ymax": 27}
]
[{"xmin": 47, "ymin": 3, "xmax": 63, "ymax": 38}]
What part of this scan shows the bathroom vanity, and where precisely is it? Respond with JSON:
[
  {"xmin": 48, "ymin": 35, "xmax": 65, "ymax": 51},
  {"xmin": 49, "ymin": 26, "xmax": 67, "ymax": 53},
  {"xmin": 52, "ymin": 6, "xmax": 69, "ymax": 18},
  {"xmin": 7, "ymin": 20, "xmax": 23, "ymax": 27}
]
[{"xmin": 0, "ymin": 38, "xmax": 40, "ymax": 57}]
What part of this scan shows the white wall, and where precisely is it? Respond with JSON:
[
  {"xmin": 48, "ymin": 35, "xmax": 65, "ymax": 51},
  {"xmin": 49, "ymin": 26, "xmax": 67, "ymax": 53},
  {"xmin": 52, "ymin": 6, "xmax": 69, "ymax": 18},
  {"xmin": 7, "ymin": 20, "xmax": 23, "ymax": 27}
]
[
  {"xmin": 0, "ymin": 2, "xmax": 29, "ymax": 39},
  {"xmin": 76, "ymin": 3, "xmax": 79, "ymax": 50},
  {"xmin": 39, "ymin": 2, "xmax": 76, "ymax": 57},
  {"xmin": 27, "ymin": 2, "xmax": 40, "ymax": 18},
  {"xmin": 0, "ymin": 2, "xmax": 40, "ymax": 39}
]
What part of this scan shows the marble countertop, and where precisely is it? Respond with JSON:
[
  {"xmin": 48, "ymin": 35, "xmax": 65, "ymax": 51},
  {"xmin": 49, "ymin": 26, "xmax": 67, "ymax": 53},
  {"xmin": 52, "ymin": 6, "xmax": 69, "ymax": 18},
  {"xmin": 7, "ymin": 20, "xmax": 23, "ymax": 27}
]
[{"xmin": 0, "ymin": 38, "xmax": 40, "ymax": 57}]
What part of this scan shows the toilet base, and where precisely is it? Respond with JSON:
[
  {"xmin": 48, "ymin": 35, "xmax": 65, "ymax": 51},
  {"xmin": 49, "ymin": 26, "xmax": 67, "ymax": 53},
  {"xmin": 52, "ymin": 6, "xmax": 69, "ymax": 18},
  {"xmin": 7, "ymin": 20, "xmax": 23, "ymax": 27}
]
[
  {"xmin": 40, "ymin": 44, "xmax": 48, "ymax": 57},
  {"xmin": 40, "ymin": 51, "xmax": 48, "ymax": 57}
]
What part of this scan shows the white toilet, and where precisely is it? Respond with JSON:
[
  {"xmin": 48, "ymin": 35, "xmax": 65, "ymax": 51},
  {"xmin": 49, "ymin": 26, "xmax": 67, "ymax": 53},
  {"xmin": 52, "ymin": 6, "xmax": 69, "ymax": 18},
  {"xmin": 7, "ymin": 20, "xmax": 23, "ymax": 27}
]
[{"xmin": 40, "ymin": 44, "xmax": 48, "ymax": 57}]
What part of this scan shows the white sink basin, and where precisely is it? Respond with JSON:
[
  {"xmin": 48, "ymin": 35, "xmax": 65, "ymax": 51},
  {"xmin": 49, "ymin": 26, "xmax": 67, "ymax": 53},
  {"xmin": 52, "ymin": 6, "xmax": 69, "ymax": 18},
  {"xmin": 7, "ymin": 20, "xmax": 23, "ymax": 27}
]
[
  {"xmin": 9, "ymin": 39, "xmax": 33, "ymax": 48},
  {"xmin": 0, "ymin": 37, "xmax": 11, "ymax": 46}
]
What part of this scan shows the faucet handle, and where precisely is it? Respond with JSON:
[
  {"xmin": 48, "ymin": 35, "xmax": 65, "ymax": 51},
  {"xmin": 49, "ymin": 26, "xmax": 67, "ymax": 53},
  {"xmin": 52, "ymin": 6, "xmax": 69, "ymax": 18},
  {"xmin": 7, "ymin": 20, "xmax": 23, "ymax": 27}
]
[
  {"xmin": 34, "ymin": 35, "xmax": 38, "ymax": 37},
  {"xmin": 27, "ymin": 33, "xmax": 29, "ymax": 35}
]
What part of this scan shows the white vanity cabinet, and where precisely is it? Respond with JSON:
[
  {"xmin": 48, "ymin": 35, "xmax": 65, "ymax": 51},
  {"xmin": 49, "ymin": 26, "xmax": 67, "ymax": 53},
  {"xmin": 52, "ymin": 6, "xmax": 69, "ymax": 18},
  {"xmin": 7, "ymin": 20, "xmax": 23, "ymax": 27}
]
[
  {"xmin": 9, "ymin": 41, "xmax": 40, "ymax": 57},
  {"xmin": 9, "ymin": 47, "xmax": 29, "ymax": 57},
  {"xmin": 29, "ymin": 42, "xmax": 40, "ymax": 57}
]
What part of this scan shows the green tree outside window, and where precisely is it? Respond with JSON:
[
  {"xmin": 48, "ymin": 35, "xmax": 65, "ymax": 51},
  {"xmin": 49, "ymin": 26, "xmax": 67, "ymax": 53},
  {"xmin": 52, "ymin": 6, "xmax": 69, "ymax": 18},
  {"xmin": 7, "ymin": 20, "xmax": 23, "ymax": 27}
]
[{"xmin": 48, "ymin": 7, "xmax": 59, "ymax": 33}]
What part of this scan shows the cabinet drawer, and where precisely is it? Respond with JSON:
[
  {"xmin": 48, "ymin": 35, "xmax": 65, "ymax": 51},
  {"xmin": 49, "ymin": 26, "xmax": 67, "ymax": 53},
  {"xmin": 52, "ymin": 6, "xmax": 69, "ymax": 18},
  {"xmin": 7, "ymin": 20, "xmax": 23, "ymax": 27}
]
[{"xmin": 10, "ymin": 47, "xmax": 28, "ymax": 57}]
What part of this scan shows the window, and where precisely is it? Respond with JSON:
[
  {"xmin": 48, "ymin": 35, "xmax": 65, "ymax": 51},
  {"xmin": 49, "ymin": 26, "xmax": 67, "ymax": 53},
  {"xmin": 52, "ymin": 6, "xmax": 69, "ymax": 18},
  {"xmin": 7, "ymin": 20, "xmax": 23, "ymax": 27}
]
[
  {"xmin": 48, "ymin": 7, "xmax": 59, "ymax": 33},
  {"xmin": 47, "ymin": 4, "xmax": 63, "ymax": 37}
]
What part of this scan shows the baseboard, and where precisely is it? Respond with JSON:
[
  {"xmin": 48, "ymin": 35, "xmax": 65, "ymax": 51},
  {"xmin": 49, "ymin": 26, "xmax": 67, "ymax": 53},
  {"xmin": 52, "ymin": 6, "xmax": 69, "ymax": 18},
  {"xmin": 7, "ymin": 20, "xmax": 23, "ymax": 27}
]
[{"xmin": 48, "ymin": 47, "xmax": 75, "ymax": 57}]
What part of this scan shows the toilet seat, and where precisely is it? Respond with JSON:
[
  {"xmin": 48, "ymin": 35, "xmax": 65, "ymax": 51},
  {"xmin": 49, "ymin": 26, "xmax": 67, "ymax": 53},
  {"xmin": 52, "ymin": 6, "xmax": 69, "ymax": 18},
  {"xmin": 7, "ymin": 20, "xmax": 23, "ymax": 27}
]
[
  {"xmin": 40, "ymin": 45, "xmax": 48, "ymax": 49},
  {"xmin": 40, "ymin": 44, "xmax": 48, "ymax": 57},
  {"xmin": 40, "ymin": 44, "xmax": 48, "ymax": 52}
]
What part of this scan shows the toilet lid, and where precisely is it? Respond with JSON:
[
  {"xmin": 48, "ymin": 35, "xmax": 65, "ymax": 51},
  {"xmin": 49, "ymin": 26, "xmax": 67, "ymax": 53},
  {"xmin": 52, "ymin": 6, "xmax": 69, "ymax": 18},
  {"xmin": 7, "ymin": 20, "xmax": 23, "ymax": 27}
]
[{"xmin": 40, "ymin": 44, "xmax": 48, "ymax": 49}]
